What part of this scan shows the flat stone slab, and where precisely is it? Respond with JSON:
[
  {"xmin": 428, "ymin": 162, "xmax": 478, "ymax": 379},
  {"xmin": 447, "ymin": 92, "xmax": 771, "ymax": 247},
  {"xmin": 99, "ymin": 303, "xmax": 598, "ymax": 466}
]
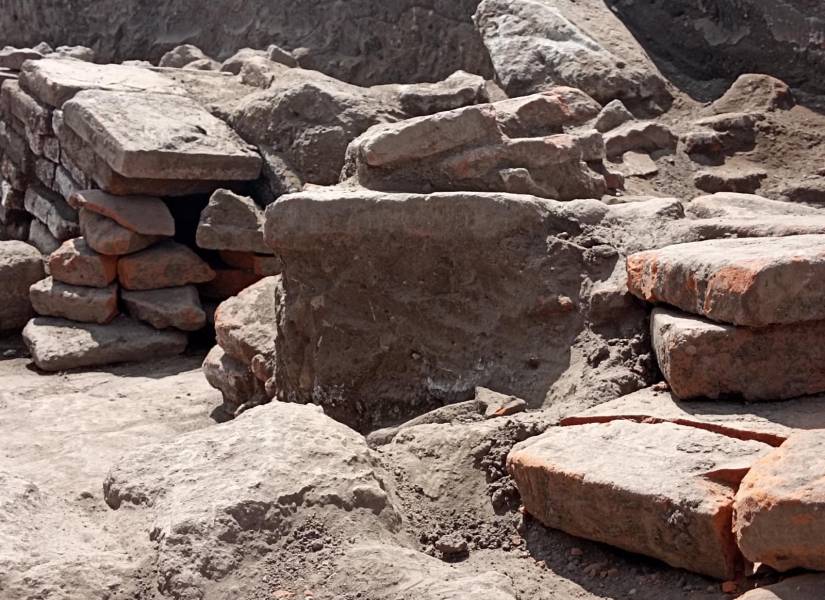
[
  {"xmin": 0, "ymin": 240, "xmax": 44, "ymax": 331},
  {"xmin": 737, "ymin": 575, "xmax": 825, "ymax": 600},
  {"xmin": 121, "ymin": 286, "xmax": 206, "ymax": 332},
  {"xmin": 202, "ymin": 344, "xmax": 267, "ymax": 410},
  {"xmin": 734, "ymin": 430, "xmax": 825, "ymax": 572},
  {"xmin": 652, "ymin": 307, "xmax": 825, "ymax": 401},
  {"xmin": 22, "ymin": 316, "xmax": 188, "ymax": 371},
  {"xmin": 562, "ymin": 386, "xmax": 825, "ymax": 447},
  {"xmin": 48, "ymin": 238, "xmax": 117, "ymax": 288},
  {"xmin": 686, "ymin": 193, "xmax": 820, "ymax": 220},
  {"xmin": 196, "ymin": 189, "xmax": 269, "ymax": 253},
  {"xmin": 0, "ymin": 47, "xmax": 43, "ymax": 71},
  {"xmin": 27, "ymin": 219, "xmax": 61, "ymax": 255},
  {"xmin": 118, "ymin": 240, "xmax": 215, "ymax": 291},
  {"xmin": 80, "ymin": 210, "xmax": 161, "ymax": 256},
  {"xmin": 63, "ymin": 90, "xmax": 262, "ymax": 181},
  {"xmin": 68, "ymin": 190, "xmax": 174, "ymax": 236},
  {"xmin": 18, "ymin": 58, "xmax": 187, "ymax": 108},
  {"xmin": 509, "ymin": 420, "xmax": 771, "ymax": 579},
  {"xmin": 29, "ymin": 277, "xmax": 118, "ymax": 324},
  {"xmin": 627, "ymin": 234, "xmax": 825, "ymax": 326}
]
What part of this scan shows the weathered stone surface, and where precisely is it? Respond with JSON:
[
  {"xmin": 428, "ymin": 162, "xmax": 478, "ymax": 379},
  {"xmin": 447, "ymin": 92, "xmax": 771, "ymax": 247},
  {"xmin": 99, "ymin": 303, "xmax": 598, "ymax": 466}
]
[
  {"xmin": 2, "ymin": 80, "xmax": 51, "ymax": 135},
  {"xmin": 694, "ymin": 164, "xmax": 767, "ymax": 194},
  {"xmin": 27, "ymin": 219, "xmax": 60, "ymax": 255},
  {"xmin": 48, "ymin": 238, "xmax": 117, "ymax": 287},
  {"xmin": 652, "ymin": 307, "xmax": 825, "ymax": 401},
  {"xmin": 477, "ymin": 387, "xmax": 527, "ymax": 419},
  {"xmin": 615, "ymin": 151, "xmax": 658, "ymax": 178},
  {"xmin": 117, "ymin": 240, "xmax": 215, "ymax": 290},
  {"xmin": 734, "ymin": 431, "xmax": 825, "ymax": 572},
  {"xmin": 214, "ymin": 276, "xmax": 278, "ymax": 365},
  {"xmin": 198, "ymin": 267, "xmax": 261, "ymax": 301},
  {"xmin": 378, "ymin": 70, "xmax": 489, "ymax": 117},
  {"xmin": 0, "ymin": 240, "xmax": 43, "ymax": 331},
  {"xmin": 474, "ymin": 0, "xmax": 668, "ymax": 105},
  {"xmin": 604, "ymin": 121, "xmax": 677, "ymax": 157},
  {"xmin": 29, "ymin": 277, "xmax": 118, "ymax": 324},
  {"xmin": 736, "ymin": 575, "xmax": 825, "ymax": 600},
  {"xmin": 49, "ymin": 45, "xmax": 96, "ymax": 62},
  {"xmin": 710, "ymin": 74, "xmax": 795, "ymax": 114},
  {"xmin": 121, "ymin": 286, "xmax": 206, "ymax": 331},
  {"xmin": 195, "ymin": 189, "xmax": 268, "ymax": 253},
  {"xmin": 627, "ymin": 235, "xmax": 825, "ymax": 326},
  {"xmin": 562, "ymin": 386, "xmax": 825, "ymax": 447},
  {"xmin": 79, "ymin": 210, "xmax": 161, "ymax": 256},
  {"xmin": 509, "ymin": 420, "xmax": 771, "ymax": 579},
  {"xmin": 219, "ymin": 250, "xmax": 282, "ymax": 276},
  {"xmin": 158, "ymin": 44, "xmax": 212, "ymax": 68},
  {"xmin": 0, "ymin": 46, "xmax": 43, "ymax": 70},
  {"xmin": 595, "ymin": 99, "xmax": 634, "ymax": 133},
  {"xmin": 23, "ymin": 316, "xmax": 187, "ymax": 371},
  {"xmin": 102, "ymin": 401, "xmax": 400, "ymax": 598},
  {"xmin": 685, "ymin": 192, "xmax": 820, "ymax": 220},
  {"xmin": 23, "ymin": 185, "xmax": 78, "ymax": 241},
  {"xmin": 63, "ymin": 90, "xmax": 262, "ymax": 181},
  {"xmin": 68, "ymin": 190, "xmax": 174, "ymax": 236},
  {"xmin": 202, "ymin": 345, "xmax": 268, "ymax": 411},
  {"xmin": 18, "ymin": 58, "xmax": 186, "ymax": 108}
]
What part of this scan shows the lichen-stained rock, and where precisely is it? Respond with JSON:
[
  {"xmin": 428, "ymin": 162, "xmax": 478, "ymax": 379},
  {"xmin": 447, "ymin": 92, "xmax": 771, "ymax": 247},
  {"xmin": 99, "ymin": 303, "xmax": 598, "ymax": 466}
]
[
  {"xmin": 734, "ymin": 431, "xmax": 825, "ymax": 572},
  {"xmin": 214, "ymin": 275, "xmax": 279, "ymax": 366},
  {"xmin": 473, "ymin": 0, "xmax": 669, "ymax": 105},
  {"xmin": 68, "ymin": 190, "xmax": 174, "ymax": 236},
  {"xmin": 626, "ymin": 235, "xmax": 825, "ymax": 327},
  {"xmin": 30, "ymin": 277, "xmax": 118, "ymax": 324},
  {"xmin": 18, "ymin": 58, "xmax": 186, "ymax": 108},
  {"xmin": 196, "ymin": 188, "xmax": 269, "ymax": 253},
  {"xmin": 102, "ymin": 401, "xmax": 401, "ymax": 599},
  {"xmin": 23, "ymin": 185, "xmax": 79, "ymax": 241},
  {"xmin": 48, "ymin": 238, "xmax": 117, "ymax": 288},
  {"xmin": 79, "ymin": 210, "xmax": 161, "ymax": 256},
  {"xmin": 202, "ymin": 344, "xmax": 269, "ymax": 411},
  {"xmin": 685, "ymin": 192, "xmax": 820, "ymax": 220},
  {"xmin": 62, "ymin": 90, "xmax": 262, "ymax": 181},
  {"xmin": 121, "ymin": 286, "xmax": 206, "ymax": 332},
  {"xmin": 509, "ymin": 420, "xmax": 772, "ymax": 579},
  {"xmin": 0, "ymin": 240, "xmax": 44, "ymax": 331},
  {"xmin": 117, "ymin": 240, "xmax": 215, "ymax": 291},
  {"xmin": 736, "ymin": 574, "xmax": 825, "ymax": 600},
  {"xmin": 652, "ymin": 307, "xmax": 825, "ymax": 401},
  {"xmin": 603, "ymin": 121, "xmax": 678, "ymax": 157},
  {"xmin": 23, "ymin": 316, "xmax": 187, "ymax": 371}
]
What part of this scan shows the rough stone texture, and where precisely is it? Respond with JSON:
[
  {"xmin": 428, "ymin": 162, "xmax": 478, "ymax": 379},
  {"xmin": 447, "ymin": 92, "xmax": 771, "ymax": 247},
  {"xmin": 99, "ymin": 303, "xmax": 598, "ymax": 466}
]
[
  {"xmin": 0, "ymin": 46, "xmax": 43, "ymax": 70},
  {"xmin": 68, "ymin": 190, "xmax": 174, "ymax": 236},
  {"xmin": 562, "ymin": 386, "xmax": 825, "ymax": 447},
  {"xmin": 121, "ymin": 286, "xmax": 206, "ymax": 332},
  {"xmin": 26, "ymin": 219, "xmax": 61, "ymax": 255},
  {"xmin": 23, "ymin": 316, "xmax": 188, "ymax": 371},
  {"xmin": 685, "ymin": 193, "xmax": 821, "ymax": 220},
  {"xmin": 736, "ymin": 575, "xmax": 825, "ymax": 600},
  {"xmin": 378, "ymin": 70, "xmax": 489, "ymax": 117},
  {"xmin": 219, "ymin": 250, "xmax": 282, "ymax": 276},
  {"xmin": 102, "ymin": 401, "xmax": 401, "ymax": 598},
  {"xmin": 595, "ymin": 99, "xmax": 634, "ymax": 133},
  {"xmin": 159, "ymin": 44, "xmax": 213, "ymax": 69},
  {"xmin": 19, "ymin": 58, "xmax": 186, "ymax": 108},
  {"xmin": 710, "ymin": 74, "xmax": 795, "ymax": 114},
  {"xmin": 627, "ymin": 235, "xmax": 825, "ymax": 327},
  {"xmin": 694, "ymin": 165, "xmax": 768, "ymax": 194},
  {"xmin": 117, "ymin": 240, "xmax": 215, "ymax": 291},
  {"xmin": 214, "ymin": 276, "xmax": 279, "ymax": 367},
  {"xmin": 734, "ymin": 431, "xmax": 825, "ymax": 572},
  {"xmin": 202, "ymin": 344, "xmax": 269, "ymax": 411},
  {"xmin": 0, "ymin": 240, "xmax": 43, "ymax": 331},
  {"xmin": 48, "ymin": 238, "xmax": 117, "ymax": 288},
  {"xmin": 604, "ymin": 121, "xmax": 677, "ymax": 157},
  {"xmin": 63, "ymin": 90, "xmax": 262, "ymax": 181},
  {"xmin": 23, "ymin": 185, "xmax": 78, "ymax": 241},
  {"xmin": 29, "ymin": 277, "xmax": 118, "ymax": 324},
  {"xmin": 509, "ymin": 420, "xmax": 771, "ymax": 579},
  {"xmin": 474, "ymin": 0, "xmax": 668, "ymax": 105},
  {"xmin": 196, "ymin": 189, "xmax": 268, "ymax": 253},
  {"xmin": 79, "ymin": 210, "xmax": 161, "ymax": 256}
]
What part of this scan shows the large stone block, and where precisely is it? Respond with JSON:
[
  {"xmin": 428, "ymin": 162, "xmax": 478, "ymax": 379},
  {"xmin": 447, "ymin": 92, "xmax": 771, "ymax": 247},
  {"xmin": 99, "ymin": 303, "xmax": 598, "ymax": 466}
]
[
  {"xmin": 509, "ymin": 420, "xmax": 771, "ymax": 579},
  {"xmin": 0, "ymin": 240, "xmax": 44, "ymax": 331},
  {"xmin": 627, "ymin": 235, "xmax": 825, "ymax": 326},
  {"xmin": 48, "ymin": 238, "xmax": 117, "ymax": 288},
  {"xmin": 22, "ymin": 316, "xmax": 188, "ymax": 371},
  {"xmin": 734, "ymin": 431, "xmax": 825, "ymax": 572},
  {"xmin": 121, "ymin": 286, "xmax": 206, "ymax": 331},
  {"xmin": 117, "ymin": 240, "xmax": 215, "ymax": 290},
  {"xmin": 29, "ymin": 277, "xmax": 118, "ymax": 324}
]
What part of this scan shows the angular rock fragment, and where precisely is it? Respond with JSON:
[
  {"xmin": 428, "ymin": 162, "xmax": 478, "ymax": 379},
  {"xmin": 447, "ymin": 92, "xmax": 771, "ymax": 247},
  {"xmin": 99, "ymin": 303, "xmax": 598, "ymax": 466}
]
[
  {"xmin": 121, "ymin": 286, "xmax": 206, "ymax": 331},
  {"xmin": 493, "ymin": 87, "xmax": 601, "ymax": 136},
  {"xmin": 214, "ymin": 275, "xmax": 278, "ymax": 365},
  {"xmin": 23, "ymin": 185, "xmax": 78, "ymax": 241},
  {"xmin": 79, "ymin": 209, "xmax": 161, "ymax": 256},
  {"xmin": 509, "ymin": 420, "xmax": 771, "ymax": 579},
  {"xmin": 202, "ymin": 345, "xmax": 268, "ymax": 410},
  {"xmin": 686, "ymin": 192, "xmax": 820, "ymax": 220},
  {"xmin": 595, "ymin": 99, "xmax": 634, "ymax": 133},
  {"xmin": 29, "ymin": 277, "xmax": 118, "ymax": 324},
  {"xmin": 158, "ymin": 44, "xmax": 213, "ymax": 69},
  {"xmin": 23, "ymin": 316, "xmax": 187, "ymax": 371},
  {"xmin": 627, "ymin": 235, "xmax": 825, "ymax": 326},
  {"xmin": 48, "ymin": 238, "xmax": 117, "ymax": 287},
  {"xmin": 0, "ymin": 240, "xmax": 44, "ymax": 331},
  {"xmin": 2, "ymin": 80, "xmax": 52, "ymax": 135},
  {"xmin": 27, "ymin": 219, "xmax": 61, "ymax": 255},
  {"xmin": 196, "ymin": 189, "xmax": 268, "ymax": 253},
  {"xmin": 68, "ymin": 190, "xmax": 174, "ymax": 236},
  {"xmin": 604, "ymin": 121, "xmax": 677, "ymax": 157},
  {"xmin": 734, "ymin": 431, "xmax": 825, "ymax": 572},
  {"xmin": 117, "ymin": 240, "xmax": 215, "ymax": 290},
  {"xmin": 477, "ymin": 387, "xmax": 527, "ymax": 419}
]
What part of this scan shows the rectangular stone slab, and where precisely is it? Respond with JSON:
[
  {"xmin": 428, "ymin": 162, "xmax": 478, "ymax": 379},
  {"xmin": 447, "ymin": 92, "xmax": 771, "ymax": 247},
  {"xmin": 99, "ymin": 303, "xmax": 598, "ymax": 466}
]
[
  {"xmin": 627, "ymin": 234, "xmax": 825, "ymax": 326},
  {"xmin": 508, "ymin": 420, "xmax": 772, "ymax": 580},
  {"xmin": 561, "ymin": 386, "xmax": 825, "ymax": 446},
  {"xmin": 62, "ymin": 90, "xmax": 262, "ymax": 181},
  {"xmin": 29, "ymin": 276, "xmax": 118, "ymax": 324},
  {"xmin": 19, "ymin": 58, "xmax": 187, "ymax": 108}
]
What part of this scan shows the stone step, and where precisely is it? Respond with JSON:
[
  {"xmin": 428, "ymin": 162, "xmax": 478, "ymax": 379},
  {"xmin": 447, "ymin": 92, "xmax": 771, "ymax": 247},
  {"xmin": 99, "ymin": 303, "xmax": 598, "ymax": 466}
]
[
  {"xmin": 22, "ymin": 316, "xmax": 187, "ymax": 371},
  {"xmin": 29, "ymin": 277, "xmax": 118, "ymax": 324},
  {"xmin": 627, "ymin": 234, "xmax": 825, "ymax": 326}
]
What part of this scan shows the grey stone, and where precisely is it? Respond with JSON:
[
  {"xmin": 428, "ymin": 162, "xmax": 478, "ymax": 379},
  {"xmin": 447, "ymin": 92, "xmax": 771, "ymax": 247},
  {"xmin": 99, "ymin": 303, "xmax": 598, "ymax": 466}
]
[
  {"xmin": 266, "ymin": 44, "xmax": 298, "ymax": 68},
  {"xmin": 29, "ymin": 276, "xmax": 118, "ymax": 324},
  {"xmin": 196, "ymin": 189, "xmax": 268, "ymax": 253},
  {"xmin": 0, "ymin": 46, "xmax": 43, "ymax": 70},
  {"xmin": 202, "ymin": 344, "xmax": 268, "ymax": 411},
  {"xmin": 0, "ymin": 240, "xmax": 44, "ymax": 330},
  {"xmin": 158, "ymin": 44, "xmax": 212, "ymax": 68},
  {"xmin": 595, "ymin": 99, "xmax": 634, "ymax": 133},
  {"xmin": 27, "ymin": 219, "xmax": 61, "ymax": 255},
  {"xmin": 685, "ymin": 192, "xmax": 820, "ymax": 220},
  {"xmin": 121, "ymin": 286, "xmax": 206, "ymax": 331},
  {"xmin": 48, "ymin": 237, "xmax": 118, "ymax": 288},
  {"xmin": 80, "ymin": 209, "xmax": 161, "ymax": 256},
  {"xmin": 68, "ymin": 190, "xmax": 174, "ymax": 236},
  {"xmin": 214, "ymin": 275, "xmax": 278, "ymax": 365},
  {"xmin": 604, "ymin": 121, "xmax": 677, "ymax": 157},
  {"xmin": 694, "ymin": 165, "xmax": 768, "ymax": 194},
  {"xmin": 23, "ymin": 185, "xmax": 78, "ymax": 241}
]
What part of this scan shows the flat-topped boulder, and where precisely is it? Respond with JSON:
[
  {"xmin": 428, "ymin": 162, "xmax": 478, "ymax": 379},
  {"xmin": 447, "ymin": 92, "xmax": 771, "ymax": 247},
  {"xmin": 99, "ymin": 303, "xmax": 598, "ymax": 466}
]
[
  {"xmin": 79, "ymin": 210, "xmax": 161, "ymax": 256},
  {"xmin": 48, "ymin": 238, "xmax": 117, "ymax": 287},
  {"xmin": 62, "ymin": 90, "xmax": 262, "ymax": 181},
  {"xmin": 18, "ymin": 58, "xmax": 186, "ymax": 108},
  {"xmin": 627, "ymin": 235, "xmax": 825, "ymax": 326},
  {"xmin": 23, "ymin": 316, "xmax": 188, "ymax": 371},
  {"xmin": 685, "ymin": 192, "xmax": 821, "ymax": 220},
  {"xmin": 121, "ymin": 286, "xmax": 206, "ymax": 331},
  {"xmin": 734, "ymin": 431, "xmax": 825, "ymax": 572},
  {"xmin": 0, "ymin": 240, "xmax": 44, "ymax": 331},
  {"xmin": 196, "ymin": 189, "xmax": 268, "ymax": 253},
  {"xmin": 68, "ymin": 190, "xmax": 174, "ymax": 236},
  {"xmin": 117, "ymin": 240, "xmax": 215, "ymax": 290},
  {"xmin": 509, "ymin": 420, "xmax": 771, "ymax": 579},
  {"xmin": 652, "ymin": 307, "xmax": 825, "ymax": 401},
  {"xmin": 29, "ymin": 277, "xmax": 118, "ymax": 324}
]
